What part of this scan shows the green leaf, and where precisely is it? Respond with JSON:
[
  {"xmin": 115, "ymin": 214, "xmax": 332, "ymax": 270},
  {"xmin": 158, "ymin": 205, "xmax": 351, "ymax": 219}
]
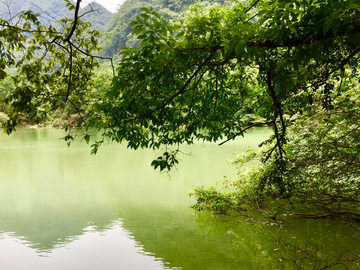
[
  {"xmin": 152, "ymin": 11, "xmax": 161, "ymax": 19},
  {"xmin": 83, "ymin": 134, "xmax": 90, "ymax": 144},
  {"xmin": 140, "ymin": 14, "xmax": 150, "ymax": 21},
  {"xmin": 235, "ymin": 44, "xmax": 243, "ymax": 57},
  {"xmin": 132, "ymin": 26, "xmax": 143, "ymax": 35},
  {"xmin": 128, "ymin": 21, "xmax": 138, "ymax": 28},
  {"xmin": 141, "ymin": 7, "xmax": 150, "ymax": 13}
]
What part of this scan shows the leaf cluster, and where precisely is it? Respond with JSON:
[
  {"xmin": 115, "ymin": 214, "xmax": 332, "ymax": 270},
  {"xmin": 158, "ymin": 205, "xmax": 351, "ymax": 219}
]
[{"xmin": 0, "ymin": 1, "xmax": 104, "ymax": 133}]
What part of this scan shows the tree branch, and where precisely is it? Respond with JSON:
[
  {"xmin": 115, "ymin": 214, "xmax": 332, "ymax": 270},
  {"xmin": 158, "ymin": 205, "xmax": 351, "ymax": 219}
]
[
  {"xmin": 64, "ymin": 0, "xmax": 82, "ymax": 42},
  {"xmin": 120, "ymin": 49, "xmax": 219, "ymax": 125},
  {"xmin": 218, "ymin": 121, "xmax": 272, "ymax": 146}
]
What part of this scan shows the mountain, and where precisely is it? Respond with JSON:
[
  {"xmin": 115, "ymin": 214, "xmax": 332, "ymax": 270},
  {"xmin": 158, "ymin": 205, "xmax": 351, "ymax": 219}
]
[
  {"xmin": 65, "ymin": 2, "xmax": 113, "ymax": 31},
  {"xmin": 0, "ymin": 0, "xmax": 113, "ymax": 31},
  {"xmin": 101, "ymin": 0, "xmax": 231, "ymax": 57},
  {"xmin": 0, "ymin": 0, "xmax": 74, "ymax": 21}
]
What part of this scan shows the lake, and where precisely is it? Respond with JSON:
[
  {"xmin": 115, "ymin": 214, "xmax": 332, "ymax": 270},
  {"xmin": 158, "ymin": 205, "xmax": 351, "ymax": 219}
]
[{"xmin": 0, "ymin": 128, "xmax": 359, "ymax": 269}]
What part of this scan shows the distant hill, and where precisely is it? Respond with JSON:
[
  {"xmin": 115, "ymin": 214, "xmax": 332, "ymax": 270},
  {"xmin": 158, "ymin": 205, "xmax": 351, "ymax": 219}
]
[
  {"xmin": 0, "ymin": 0, "xmax": 113, "ymax": 31},
  {"xmin": 65, "ymin": 2, "xmax": 113, "ymax": 31},
  {"xmin": 0, "ymin": 0, "xmax": 72, "ymax": 21},
  {"xmin": 101, "ymin": 0, "xmax": 231, "ymax": 57}
]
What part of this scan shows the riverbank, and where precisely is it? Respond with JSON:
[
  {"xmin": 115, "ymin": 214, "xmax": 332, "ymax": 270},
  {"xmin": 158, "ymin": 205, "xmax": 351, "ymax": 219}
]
[{"xmin": 0, "ymin": 112, "xmax": 81, "ymax": 129}]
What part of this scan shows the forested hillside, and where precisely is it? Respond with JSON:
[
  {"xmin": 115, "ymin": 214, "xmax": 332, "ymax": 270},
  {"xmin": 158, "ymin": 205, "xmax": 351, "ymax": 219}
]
[
  {"xmin": 101, "ymin": 0, "xmax": 233, "ymax": 57},
  {"xmin": 0, "ymin": 0, "xmax": 113, "ymax": 31}
]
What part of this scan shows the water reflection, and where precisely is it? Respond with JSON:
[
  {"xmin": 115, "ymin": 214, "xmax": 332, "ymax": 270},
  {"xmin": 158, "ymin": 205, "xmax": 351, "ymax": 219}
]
[
  {"xmin": 0, "ymin": 128, "xmax": 271, "ymax": 269},
  {"xmin": 0, "ymin": 128, "xmax": 358, "ymax": 269},
  {"xmin": 0, "ymin": 219, "xmax": 173, "ymax": 270},
  {"xmin": 191, "ymin": 211, "xmax": 360, "ymax": 269}
]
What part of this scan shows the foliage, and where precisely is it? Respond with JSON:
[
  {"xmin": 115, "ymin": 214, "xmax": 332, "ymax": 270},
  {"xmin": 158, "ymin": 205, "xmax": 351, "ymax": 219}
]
[
  {"xmin": 0, "ymin": 72, "xmax": 15, "ymax": 113},
  {"xmin": 281, "ymin": 86, "xmax": 360, "ymax": 209},
  {"xmin": 0, "ymin": 0, "xmax": 106, "ymax": 133},
  {"xmin": 191, "ymin": 86, "xmax": 360, "ymax": 217},
  {"xmin": 86, "ymin": 0, "xmax": 360, "ymax": 164},
  {"xmin": 101, "ymin": 0, "xmax": 230, "ymax": 56}
]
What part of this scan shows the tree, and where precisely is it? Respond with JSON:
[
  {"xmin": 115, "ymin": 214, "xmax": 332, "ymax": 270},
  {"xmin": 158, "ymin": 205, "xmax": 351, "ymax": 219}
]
[
  {"xmin": 0, "ymin": 0, "xmax": 112, "ymax": 134},
  {"xmin": 85, "ymin": 0, "xmax": 359, "ymax": 162},
  {"xmin": 80, "ymin": 0, "xmax": 360, "ymax": 215},
  {"xmin": 190, "ymin": 84, "xmax": 360, "ymax": 218}
]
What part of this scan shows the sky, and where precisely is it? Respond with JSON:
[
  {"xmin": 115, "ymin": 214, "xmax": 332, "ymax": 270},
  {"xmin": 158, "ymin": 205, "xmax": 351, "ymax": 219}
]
[{"xmin": 80, "ymin": 0, "xmax": 126, "ymax": 13}]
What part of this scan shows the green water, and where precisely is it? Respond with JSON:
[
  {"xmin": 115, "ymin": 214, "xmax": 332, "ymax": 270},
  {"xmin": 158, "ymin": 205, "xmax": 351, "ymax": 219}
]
[{"xmin": 0, "ymin": 128, "xmax": 359, "ymax": 269}]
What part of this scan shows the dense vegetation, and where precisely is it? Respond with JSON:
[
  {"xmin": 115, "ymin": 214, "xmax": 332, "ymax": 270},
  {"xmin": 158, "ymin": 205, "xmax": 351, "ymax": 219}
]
[
  {"xmin": 101, "ymin": 0, "xmax": 232, "ymax": 56},
  {"xmin": 0, "ymin": 0, "xmax": 106, "ymax": 131},
  {"xmin": 1, "ymin": 0, "xmax": 360, "ymax": 224}
]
